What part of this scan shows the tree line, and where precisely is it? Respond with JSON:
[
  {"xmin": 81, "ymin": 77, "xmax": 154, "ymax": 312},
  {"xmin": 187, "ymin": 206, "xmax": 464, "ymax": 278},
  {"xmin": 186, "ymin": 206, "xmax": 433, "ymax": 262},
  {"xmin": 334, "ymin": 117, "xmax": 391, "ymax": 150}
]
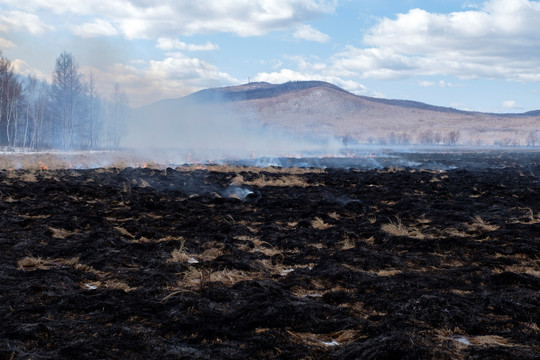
[{"xmin": 0, "ymin": 51, "xmax": 127, "ymax": 150}]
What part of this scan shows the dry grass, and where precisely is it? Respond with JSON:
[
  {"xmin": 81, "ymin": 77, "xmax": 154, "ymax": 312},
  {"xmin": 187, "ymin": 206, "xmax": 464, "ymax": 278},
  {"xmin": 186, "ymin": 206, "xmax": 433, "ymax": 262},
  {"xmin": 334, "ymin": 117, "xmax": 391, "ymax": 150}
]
[
  {"xmin": 256, "ymin": 257, "xmax": 309, "ymax": 277},
  {"xmin": 434, "ymin": 328, "xmax": 516, "ymax": 349},
  {"xmin": 381, "ymin": 216, "xmax": 427, "ymax": 239},
  {"xmin": 442, "ymin": 227, "xmax": 469, "ymax": 238},
  {"xmin": 20, "ymin": 214, "xmax": 51, "ymax": 219},
  {"xmin": 339, "ymin": 233, "xmax": 356, "ymax": 250},
  {"xmin": 83, "ymin": 280, "xmax": 136, "ymax": 292},
  {"xmin": 286, "ymin": 329, "xmax": 365, "ymax": 348},
  {"xmin": 156, "ymin": 235, "xmax": 185, "ymax": 243},
  {"xmin": 48, "ymin": 227, "xmax": 77, "ymax": 239},
  {"xmin": 461, "ymin": 335, "xmax": 515, "ymax": 347},
  {"xmin": 363, "ymin": 236, "xmax": 375, "ymax": 245},
  {"xmin": 328, "ymin": 212, "xmax": 341, "ymax": 220},
  {"xmin": 169, "ymin": 248, "xmax": 192, "ymax": 263},
  {"xmin": 167, "ymin": 238, "xmax": 191, "ymax": 263},
  {"xmin": 177, "ymin": 164, "xmax": 325, "ymax": 174},
  {"xmin": 468, "ymin": 216, "xmax": 499, "ymax": 232},
  {"xmin": 208, "ymin": 269, "xmax": 253, "ymax": 286},
  {"xmin": 234, "ymin": 235, "xmax": 284, "ymax": 257},
  {"xmin": 374, "ymin": 269, "xmax": 402, "ymax": 276},
  {"xmin": 231, "ymin": 173, "xmax": 313, "ymax": 188},
  {"xmin": 18, "ymin": 256, "xmax": 103, "ymax": 276},
  {"xmin": 103, "ymin": 280, "xmax": 136, "ymax": 292},
  {"xmin": 15, "ymin": 172, "xmax": 38, "ymax": 182},
  {"xmin": 114, "ymin": 226, "xmax": 135, "ymax": 238},
  {"xmin": 449, "ymin": 289, "xmax": 473, "ymax": 295},
  {"xmin": 519, "ymin": 207, "xmax": 540, "ymax": 224},
  {"xmin": 0, "ymin": 152, "xmax": 144, "ymax": 170},
  {"xmin": 199, "ymin": 247, "xmax": 224, "ymax": 261},
  {"xmin": 167, "ymin": 266, "xmax": 255, "ymax": 295},
  {"xmin": 18, "ymin": 256, "xmax": 68, "ymax": 271},
  {"xmin": 311, "ymin": 217, "xmax": 334, "ymax": 230},
  {"xmin": 493, "ymin": 265, "xmax": 540, "ymax": 278}
]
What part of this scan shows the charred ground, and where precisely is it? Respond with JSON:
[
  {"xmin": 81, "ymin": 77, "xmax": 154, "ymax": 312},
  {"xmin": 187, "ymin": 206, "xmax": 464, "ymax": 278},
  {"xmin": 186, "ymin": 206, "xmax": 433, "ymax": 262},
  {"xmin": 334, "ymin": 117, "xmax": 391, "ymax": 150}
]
[{"xmin": 1, "ymin": 152, "xmax": 539, "ymax": 359}]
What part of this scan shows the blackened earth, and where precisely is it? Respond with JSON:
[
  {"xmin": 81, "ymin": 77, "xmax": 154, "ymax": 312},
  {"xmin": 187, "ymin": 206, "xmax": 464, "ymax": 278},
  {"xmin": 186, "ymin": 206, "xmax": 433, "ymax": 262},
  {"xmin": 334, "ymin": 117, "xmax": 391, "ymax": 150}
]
[{"xmin": 1, "ymin": 152, "xmax": 539, "ymax": 359}]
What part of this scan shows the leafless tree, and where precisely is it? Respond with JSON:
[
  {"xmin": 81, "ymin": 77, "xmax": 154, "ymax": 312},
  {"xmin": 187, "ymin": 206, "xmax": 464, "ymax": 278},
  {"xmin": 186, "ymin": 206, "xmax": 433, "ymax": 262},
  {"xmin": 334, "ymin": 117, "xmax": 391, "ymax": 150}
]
[
  {"xmin": 106, "ymin": 83, "xmax": 128, "ymax": 149},
  {"xmin": 87, "ymin": 71, "xmax": 101, "ymax": 148},
  {"xmin": 433, "ymin": 132, "xmax": 442, "ymax": 144},
  {"xmin": 19, "ymin": 76, "xmax": 50, "ymax": 149},
  {"xmin": 0, "ymin": 55, "xmax": 22, "ymax": 147},
  {"xmin": 417, "ymin": 130, "xmax": 434, "ymax": 144},
  {"xmin": 526, "ymin": 130, "xmax": 537, "ymax": 147},
  {"xmin": 52, "ymin": 51, "xmax": 84, "ymax": 149},
  {"xmin": 445, "ymin": 130, "xmax": 460, "ymax": 146}
]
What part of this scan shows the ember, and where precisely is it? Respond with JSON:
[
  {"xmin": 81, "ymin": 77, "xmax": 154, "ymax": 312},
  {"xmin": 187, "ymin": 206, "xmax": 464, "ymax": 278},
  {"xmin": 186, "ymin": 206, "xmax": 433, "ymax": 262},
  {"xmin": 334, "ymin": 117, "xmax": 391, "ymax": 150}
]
[{"xmin": 1, "ymin": 151, "xmax": 539, "ymax": 359}]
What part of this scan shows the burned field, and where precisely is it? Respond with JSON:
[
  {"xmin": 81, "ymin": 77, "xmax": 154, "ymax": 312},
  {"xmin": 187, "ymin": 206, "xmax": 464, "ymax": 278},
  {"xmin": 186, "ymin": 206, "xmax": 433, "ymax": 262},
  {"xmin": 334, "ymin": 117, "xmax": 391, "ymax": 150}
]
[{"xmin": 1, "ymin": 152, "xmax": 539, "ymax": 359}]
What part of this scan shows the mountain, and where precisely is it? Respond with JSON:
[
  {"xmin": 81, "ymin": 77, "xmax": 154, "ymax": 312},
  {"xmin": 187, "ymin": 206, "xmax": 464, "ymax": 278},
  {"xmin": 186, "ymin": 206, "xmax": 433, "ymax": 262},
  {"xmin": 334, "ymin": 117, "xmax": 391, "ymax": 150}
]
[{"xmin": 133, "ymin": 81, "xmax": 540, "ymax": 147}]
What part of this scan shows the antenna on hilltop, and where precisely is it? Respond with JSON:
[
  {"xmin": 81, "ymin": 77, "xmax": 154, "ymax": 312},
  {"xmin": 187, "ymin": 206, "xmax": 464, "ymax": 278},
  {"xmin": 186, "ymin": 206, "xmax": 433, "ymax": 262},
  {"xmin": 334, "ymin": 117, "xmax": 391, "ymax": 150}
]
[{"xmin": 248, "ymin": 77, "xmax": 251, "ymax": 84}]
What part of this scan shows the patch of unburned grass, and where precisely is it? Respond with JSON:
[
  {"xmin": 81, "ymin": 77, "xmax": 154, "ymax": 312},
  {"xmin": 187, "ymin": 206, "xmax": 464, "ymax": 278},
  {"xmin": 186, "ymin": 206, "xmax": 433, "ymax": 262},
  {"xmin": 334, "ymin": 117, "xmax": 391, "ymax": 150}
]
[
  {"xmin": 114, "ymin": 226, "xmax": 135, "ymax": 238},
  {"xmin": 48, "ymin": 226, "xmax": 78, "ymax": 239},
  {"xmin": 167, "ymin": 238, "xmax": 192, "ymax": 263},
  {"xmin": 311, "ymin": 217, "xmax": 334, "ymax": 230},
  {"xmin": 286, "ymin": 329, "xmax": 365, "ymax": 348},
  {"xmin": 83, "ymin": 280, "xmax": 136, "ymax": 292},
  {"xmin": 208, "ymin": 269, "xmax": 253, "ymax": 286},
  {"xmin": 374, "ymin": 269, "xmax": 402, "ymax": 276},
  {"xmin": 178, "ymin": 164, "xmax": 325, "ymax": 175},
  {"xmin": 338, "ymin": 233, "xmax": 356, "ymax": 250},
  {"xmin": 18, "ymin": 256, "xmax": 103, "ymax": 276},
  {"xmin": 168, "ymin": 248, "xmax": 192, "ymax": 263},
  {"xmin": 442, "ymin": 227, "xmax": 469, "ymax": 238},
  {"xmin": 230, "ymin": 173, "xmax": 313, "ymax": 187},
  {"xmin": 468, "ymin": 216, "xmax": 499, "ymax": 232},
  {"xmin": 328, "ymin": 211, "xmax": 341, "ymax": 220},
  {"xmin": 381, "ymin": 216, "xmax": 427, "ymax": 239}
]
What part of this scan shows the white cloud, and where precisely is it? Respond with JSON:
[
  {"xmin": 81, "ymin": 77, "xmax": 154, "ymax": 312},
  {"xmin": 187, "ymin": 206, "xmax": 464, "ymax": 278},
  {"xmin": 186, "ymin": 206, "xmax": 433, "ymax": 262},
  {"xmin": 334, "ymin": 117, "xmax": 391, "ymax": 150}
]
[
  {"xmin": 0, "ymin": 37, "xmax": 15, "ymax": 49},
  {"xmin": 333, "ymin": 0, "xmax": 540, "ymax": 82},
  {"xmin": 419, "ymin": 80, "xmax": 436, "ymax": 87},
  {"xmin": 156, "ymin": 38, "xmax": 219, "ymax": 51},
  {"xmin": 11, "ymin": 59, "xmax": 48, "ymax": 81},
  {"xmin": 84, "ymin": 52, "xmax": 240, "ymax": 106},
  {"xmin": 502, "ymin": 100, "xmax": 520, "ymax": 109},
  {"xmin": 253, "ymin": 68, "xmax": 369, "ymax": 95},
  {"xmin": 419, "ymin": 80, "xmax": 461, "ymax": 87},
  {"xmin": 293, "ymin": 24, "xmax": 330, "ymax": 43},
  {"xmin": 0, "ymin": 10, "xmax": 53, "ymax": 35},
  {"xmin": 1, "ymin": 0, "xmax": 338, "ymax": 38},
  {"xmin": 72, "ymin": 19, "xmax": 118, "ymax": 38}
]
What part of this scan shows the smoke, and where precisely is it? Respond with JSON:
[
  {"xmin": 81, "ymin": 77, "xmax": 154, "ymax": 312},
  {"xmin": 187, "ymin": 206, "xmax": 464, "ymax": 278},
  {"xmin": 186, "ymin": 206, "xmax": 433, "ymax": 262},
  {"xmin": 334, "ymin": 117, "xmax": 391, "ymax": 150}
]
[{"xmin": 124, "ymin": 98, "xmax": 344, "ymax": 164}]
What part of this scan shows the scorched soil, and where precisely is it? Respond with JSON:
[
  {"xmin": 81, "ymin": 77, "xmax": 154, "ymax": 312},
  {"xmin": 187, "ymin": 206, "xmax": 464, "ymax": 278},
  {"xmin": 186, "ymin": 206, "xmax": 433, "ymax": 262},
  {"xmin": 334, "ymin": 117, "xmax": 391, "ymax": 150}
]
[{"xmin": 1, "ymin": 152, "xmax": 539, "ymax": 359}]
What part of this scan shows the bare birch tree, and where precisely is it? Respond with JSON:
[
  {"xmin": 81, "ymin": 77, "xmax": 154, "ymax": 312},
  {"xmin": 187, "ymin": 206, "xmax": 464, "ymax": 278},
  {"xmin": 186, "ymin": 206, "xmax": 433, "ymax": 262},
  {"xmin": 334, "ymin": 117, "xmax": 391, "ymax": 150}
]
[
  {"xmin": 106, "ymin": 83, "xmax": 128, "ymax": 149},
  {"xmin": 0, "ymin": 55, "xmax": 22, "ymax": 147},
  {"xmin": 52, "ymin": 51, "xmax": 84, "ymax": 149}
]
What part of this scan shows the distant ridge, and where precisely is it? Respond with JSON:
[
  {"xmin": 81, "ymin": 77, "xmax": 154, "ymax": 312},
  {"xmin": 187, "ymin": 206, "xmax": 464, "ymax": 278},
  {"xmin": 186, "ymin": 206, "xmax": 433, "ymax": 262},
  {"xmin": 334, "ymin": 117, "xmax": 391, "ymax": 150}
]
[
  {"xmin": 185, "ymin": 81, "xmax": 348, "ymax": 103},
  {"xmin": 135, "ymin": 80, "xmax": 540, "ymax": 146},
  {"xmin": 184, "ymin": 80, "xmax": 540, "ymax": 117}
]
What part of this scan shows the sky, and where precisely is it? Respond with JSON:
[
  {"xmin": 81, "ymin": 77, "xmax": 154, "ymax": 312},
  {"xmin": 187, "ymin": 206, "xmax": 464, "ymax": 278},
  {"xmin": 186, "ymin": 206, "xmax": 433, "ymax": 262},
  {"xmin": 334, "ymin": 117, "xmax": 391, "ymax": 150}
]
[{"xmin": 1, "ymin": 0, "xmax": 539, "ymax": 113}]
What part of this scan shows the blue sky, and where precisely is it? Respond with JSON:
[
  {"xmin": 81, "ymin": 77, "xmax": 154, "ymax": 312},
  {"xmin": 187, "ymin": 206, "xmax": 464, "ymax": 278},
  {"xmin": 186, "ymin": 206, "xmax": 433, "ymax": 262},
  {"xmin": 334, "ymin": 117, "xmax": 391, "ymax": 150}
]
[{"xmin": 1, "ymin": 0, "xmax": 539, "ymax": 113}]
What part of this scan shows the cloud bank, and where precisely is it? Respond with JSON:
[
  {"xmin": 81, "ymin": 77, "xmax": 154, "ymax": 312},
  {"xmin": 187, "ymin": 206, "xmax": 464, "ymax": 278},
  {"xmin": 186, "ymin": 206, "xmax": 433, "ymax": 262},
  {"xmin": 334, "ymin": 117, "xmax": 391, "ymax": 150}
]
[
  {"xmin": 1, "ymin": 0, "xmax": 539, "ymax": 110},
  {"xmin": 1, "ymin": 0, "xmax": 337, "ymax": 38},
  {"xmin": 253, "ymin": 0, "xmax": 540, "ymax": 93}
]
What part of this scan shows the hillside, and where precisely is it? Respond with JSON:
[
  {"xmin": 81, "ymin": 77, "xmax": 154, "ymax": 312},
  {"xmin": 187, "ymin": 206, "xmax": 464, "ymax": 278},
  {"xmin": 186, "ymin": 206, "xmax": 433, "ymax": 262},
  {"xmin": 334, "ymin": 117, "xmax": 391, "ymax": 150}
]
[{"xmin": 131, "ymin": 81, "xmax": 540, "ymax": 147}]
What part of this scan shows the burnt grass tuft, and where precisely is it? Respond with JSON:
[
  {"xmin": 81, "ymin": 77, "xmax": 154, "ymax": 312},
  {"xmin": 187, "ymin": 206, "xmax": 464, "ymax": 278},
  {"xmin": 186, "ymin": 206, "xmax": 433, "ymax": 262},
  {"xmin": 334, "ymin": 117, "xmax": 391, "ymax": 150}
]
[{"xmin": 1, "ymin": 152, "xmax": 539, "ymax": 359}]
